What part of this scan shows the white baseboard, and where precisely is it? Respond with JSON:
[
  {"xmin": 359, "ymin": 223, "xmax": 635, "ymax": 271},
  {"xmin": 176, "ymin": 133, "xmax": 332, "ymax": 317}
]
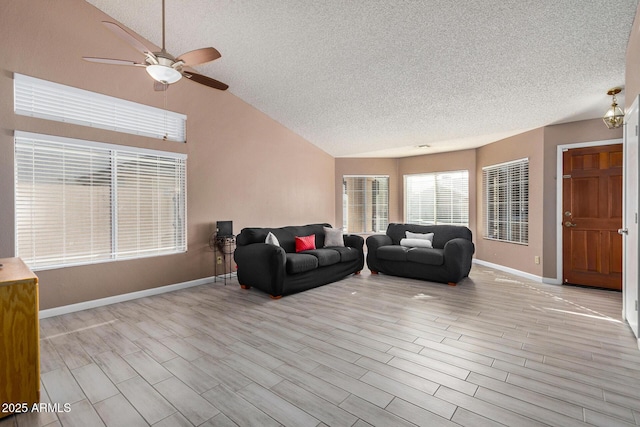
[
  {"xmin": 472, "ymin": 259, "xmax": 560, "ymax": 284},
  {"xmin": 39, "ymin": 275, "xmax": 220, "ymax": 319}
]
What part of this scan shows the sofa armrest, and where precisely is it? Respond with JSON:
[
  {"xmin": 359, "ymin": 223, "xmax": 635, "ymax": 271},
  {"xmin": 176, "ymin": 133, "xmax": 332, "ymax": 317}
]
[
  {"xmin": 365, "ymin": 234, "xmax": 393, "ymax": 273},
  {"xmin": 343, "ymin": 234, "xmax": 364, "ymax": 250},
  {"xmin": 366, "ymin": 234, "xmax": 392, "ymax": 252},
  {"xmin": 443, "ymin": 238, "xmax": 475, "ymax": 281},
  {"xmin": 234, "ymin": 243, "xmax": 287, "ymax": 295},
  {"xmin": 443, "ymin": 237, "xmax": 475, "ymax": 258}
]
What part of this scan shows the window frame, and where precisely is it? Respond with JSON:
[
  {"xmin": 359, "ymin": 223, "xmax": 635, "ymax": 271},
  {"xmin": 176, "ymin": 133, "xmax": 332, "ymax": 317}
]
[
  {"xmin": 14, "ymin": 73, "xmax": 187, "ymax": 142},
  {"xmin": 14, "ymin": 131, "xmax": 187, "ymax": 271},
  {"xmin": 482, "ymin": 158, "xmax": 529, "ymax": 245},
  {"xmin": 342, "ymin": 175, "xmax": 389, "ymax": 234}
]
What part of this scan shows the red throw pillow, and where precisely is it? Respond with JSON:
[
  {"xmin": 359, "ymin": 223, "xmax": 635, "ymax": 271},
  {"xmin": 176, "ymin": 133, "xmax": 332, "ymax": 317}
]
[{"xmin": 295, "ymin": 234, "xmax": 316, "ymax": 252}]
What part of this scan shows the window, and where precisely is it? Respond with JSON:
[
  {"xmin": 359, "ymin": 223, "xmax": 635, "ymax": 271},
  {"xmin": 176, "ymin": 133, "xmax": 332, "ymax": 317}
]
[
  {"xmin": 405, "ymin": 170, "xmax": 469, "ymax": 226},
  {"xmin": 15, "ymin": 131, "xmax": 187, "ymax": 270},
  {"xmin": 483, "ymin": 158, "xmax": 529, "ymax": 244},
  {"xmin": 343, "ymin": 176, "xmax": 389, "ymax": 233},
  {"xmin": 14, "ymin": 73, "xmax": 186, "ymax": 142}
]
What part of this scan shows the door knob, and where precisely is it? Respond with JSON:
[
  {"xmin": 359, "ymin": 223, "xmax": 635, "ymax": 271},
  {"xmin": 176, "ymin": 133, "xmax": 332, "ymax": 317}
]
[
  {"xmin": 564, "ymin": 221, "xmax": 577, "ymax": 227},
  {"xmin": 618, "ymin": 228, "xmax": 629, "ymax": 235}
]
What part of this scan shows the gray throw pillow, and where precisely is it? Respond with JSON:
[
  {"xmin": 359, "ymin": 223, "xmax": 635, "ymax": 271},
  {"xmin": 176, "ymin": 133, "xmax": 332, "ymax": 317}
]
[
  {"xmin": 265, "ymin": 232, "xmax": 280, "ymax": 246},
  {"xmin": 405, "ymin": 231, "xmax": 434, "ymax": 242},
  {"xmin": 323, "ymin": 226, "xmax": 345, "ymax": 247}
]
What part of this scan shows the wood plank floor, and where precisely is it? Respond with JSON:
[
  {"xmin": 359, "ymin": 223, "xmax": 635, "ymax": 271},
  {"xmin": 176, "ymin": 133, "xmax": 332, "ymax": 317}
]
[{"xmin": 2, "ymin": 265, "xmax": 640, "ymax": 427}]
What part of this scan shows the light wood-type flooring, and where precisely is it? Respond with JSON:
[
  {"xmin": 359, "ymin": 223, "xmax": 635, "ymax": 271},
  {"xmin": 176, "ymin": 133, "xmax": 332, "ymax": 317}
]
[{"xmin": 2, "ymin": 265, "xmax": 640, "ymax": 427}]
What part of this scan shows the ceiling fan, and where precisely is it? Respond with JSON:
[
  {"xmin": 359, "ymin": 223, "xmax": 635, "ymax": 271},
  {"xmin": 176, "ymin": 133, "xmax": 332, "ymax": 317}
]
[{"xmin": 83, "ymin": 0, "xmax": 228, "ymax": 91}]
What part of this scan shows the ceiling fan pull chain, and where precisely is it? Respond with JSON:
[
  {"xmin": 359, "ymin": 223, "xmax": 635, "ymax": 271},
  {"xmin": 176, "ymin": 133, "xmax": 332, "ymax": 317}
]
[{"xmin": 163, "ymin": 88, "xmax": 169, "ymax": 140}]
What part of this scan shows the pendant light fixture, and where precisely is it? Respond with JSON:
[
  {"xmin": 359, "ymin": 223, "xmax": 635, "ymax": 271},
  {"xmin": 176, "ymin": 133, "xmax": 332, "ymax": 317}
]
[{"xmin": 603, "ymin": 87, "xmax": 624, "ymax": 129}]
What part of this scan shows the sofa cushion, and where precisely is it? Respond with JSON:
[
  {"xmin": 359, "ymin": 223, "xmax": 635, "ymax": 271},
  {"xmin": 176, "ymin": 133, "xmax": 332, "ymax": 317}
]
[
  {"xmin": 301, "ymin": 249, "xmax": 341, "ymax": 266},
  {"xmin": 406, "ymin": 248, "xmax": 444, "ymax": 266},
  {"xmin": 377, "ymin": 245, "xmax": 409, "ymax": 262},
  {"xmin": 286, "ymin": 253, "xmax": 319, "ymax": 274},
  {"xmin": 328, "ymin": 246, "xmax": 360, "ymax": 262}
]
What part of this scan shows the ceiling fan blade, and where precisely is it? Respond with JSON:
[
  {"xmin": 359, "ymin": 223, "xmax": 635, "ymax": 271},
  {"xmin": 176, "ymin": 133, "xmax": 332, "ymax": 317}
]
[
  {"xmin": 102, "ymin": 21, "xmax": 153, "ymax": 55},
  {"xmin": 83, "ymin": 57, "xmax": 146, "ymax": 67},
  {"xmin": 177, "ymin": 47, "xmax": 221, "ymax": 66},
  {"xmin": 183, "ymin": 71, "xmax": 228, "ymax": 91}
]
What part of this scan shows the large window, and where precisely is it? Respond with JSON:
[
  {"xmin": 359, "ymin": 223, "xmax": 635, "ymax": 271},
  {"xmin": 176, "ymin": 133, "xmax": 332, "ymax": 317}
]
[
  {"xmin": 483, "ymin": 158, "xmax": 529, "ymax": 244},
  {"xmin": 343, "ymin": 175, "xmax": 389, "ymax": 233},
  {"xmin": 15, "ymin": 131, "xmax": 187, "ymax": 270},
  {"xmin": 405, "ymin": 170, "xmax": 469, "ymax": 226}
]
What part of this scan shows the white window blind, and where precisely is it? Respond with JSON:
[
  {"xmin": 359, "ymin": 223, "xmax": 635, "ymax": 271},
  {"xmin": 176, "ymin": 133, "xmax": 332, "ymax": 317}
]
[
  {"xmin": 405, "ymin": 170, "xmax": 469, "ymax": 226},
  {"xmin": 15, "ymin": 131, "xmax": 187, "ymax": 270},
  {"xmin": 483, "ymin": 158, "xmax": 529, "ymax": 244},
  {"xmin": 343, "ymin": 176, "xmax": 389, "ymax": 233},
  {"xmin": 14, "ymin": 73, "xmax": 186, "ymax": 142}
]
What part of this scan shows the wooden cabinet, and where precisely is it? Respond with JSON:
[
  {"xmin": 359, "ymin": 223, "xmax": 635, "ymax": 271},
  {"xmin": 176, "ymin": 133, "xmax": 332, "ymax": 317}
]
[{"xmin": 0, "ymin": 257, "xmax": 40, "ymax": 418}]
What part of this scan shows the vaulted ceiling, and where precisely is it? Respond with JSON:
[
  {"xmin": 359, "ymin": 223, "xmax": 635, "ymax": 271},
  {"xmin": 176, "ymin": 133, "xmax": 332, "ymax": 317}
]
[{"xmin": 85, "ymin": 0, "xmax": 638, "ymax": 157}]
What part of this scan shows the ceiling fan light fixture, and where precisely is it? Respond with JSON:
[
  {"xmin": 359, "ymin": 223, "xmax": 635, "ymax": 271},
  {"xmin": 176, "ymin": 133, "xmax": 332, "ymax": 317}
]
[
  {"xmin": 146, "ymin": 64, "xmax": 182, "ymax": 84},
  {"xmin": 603, "ymin": 87, "xmax": 624, "ymax": 129}
]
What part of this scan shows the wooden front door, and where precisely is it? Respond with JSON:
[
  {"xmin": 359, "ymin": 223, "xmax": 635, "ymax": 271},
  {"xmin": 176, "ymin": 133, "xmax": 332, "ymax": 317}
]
[{"xmin": 562, "ymin": 144, "xmax": 623, "ymax": 290}]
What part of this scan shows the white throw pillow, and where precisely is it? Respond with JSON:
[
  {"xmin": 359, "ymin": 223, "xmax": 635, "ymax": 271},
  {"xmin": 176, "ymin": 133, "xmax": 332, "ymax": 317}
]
[
  {"xmin": 323, "ymin": 226, "xmax": 345, "ymax": 247},
  {"xmin": 400, "ymin": 238, "xmax": 433, "ymax": 248},
  {"xmin": 405, "ymin": 231, "xmax": 434, "ymax": 242},
  {"xmin": 265, "ymin": 232, "xmax": 280, "ymax": 246}
]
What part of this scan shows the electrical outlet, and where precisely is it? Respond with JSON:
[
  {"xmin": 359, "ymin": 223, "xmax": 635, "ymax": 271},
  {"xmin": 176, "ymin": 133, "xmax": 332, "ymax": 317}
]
[
  {"xmin": 216, "ymin": 256, "xmax": 223, "ymax": 265},
  {"xmin": 534, "ymin": 256, "xmax": 540, "ymax": 265}
]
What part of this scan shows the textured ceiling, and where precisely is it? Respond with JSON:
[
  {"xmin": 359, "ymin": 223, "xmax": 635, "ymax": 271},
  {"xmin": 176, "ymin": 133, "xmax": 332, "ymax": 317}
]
[{"xmin": 85, "ymin": 0, "xmax": 638, "ymax": 157}]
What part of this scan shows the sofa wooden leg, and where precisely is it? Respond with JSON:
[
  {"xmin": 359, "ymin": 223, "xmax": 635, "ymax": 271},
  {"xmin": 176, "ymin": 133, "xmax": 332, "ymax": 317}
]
[
  {"xmin": 448, "ymin": 282, "xmax": 456, "ymax": 287},
  {"xmin": 270, "ymin": 295, "xmax": 282, "ymax": 300},
  {"xmin": 371, "ymin": 270, "xmax": 379, "ymax": 275},
  {"xmin": 240, "ymin": 284, "xmax": 251, "ymax": 290}
]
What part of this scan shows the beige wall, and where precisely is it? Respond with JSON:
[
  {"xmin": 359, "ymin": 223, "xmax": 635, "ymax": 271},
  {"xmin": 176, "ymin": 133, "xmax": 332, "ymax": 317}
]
[
  {"xmin": 337, "ymin": 121, "xmax": 620, "ymax": 281},
  {"xmin": 0, "ymin": 0, "xmax": 335, "ymax": 309},
  {"xmin": 335, "ymin": 151, "xmax": 477, "ymax": 234}
]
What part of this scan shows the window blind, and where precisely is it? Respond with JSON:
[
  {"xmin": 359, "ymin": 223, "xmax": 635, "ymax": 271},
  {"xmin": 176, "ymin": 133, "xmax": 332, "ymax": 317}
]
[
  {"xmin": 405, "ymin": 170, "xmax": 469, "ymax": 226},
  {"xmin": 15, "ymin": 131, "xmax": 187, "ymax": 270},
  {"xmin": 342, "ymin": 176, "xmax": 389, "ymax": 233},
  {"xmin": 482, "ymin": 158, "xmax": 529, "ymax": 244},
  {"xmin": 14, "ymin": 73, "xmax": 186, "ymax": 142}
]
